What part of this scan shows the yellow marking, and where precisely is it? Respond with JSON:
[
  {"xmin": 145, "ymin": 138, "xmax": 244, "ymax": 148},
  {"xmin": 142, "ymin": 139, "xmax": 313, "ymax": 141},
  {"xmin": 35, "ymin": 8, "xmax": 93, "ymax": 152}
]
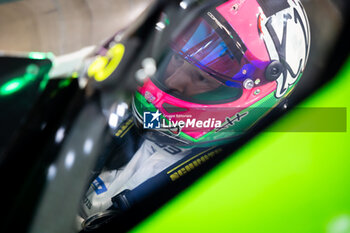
[
  {"xmin": 166, "ymin": 148, "xmax": 213, "ymax": 174},
  {"xmin": 88, "ymin": 43, "xmax": 125, "ymax": 82},
  {"xmin": 115, "ymin": 118, "xmax": 133, "ymax": 137},
  {"xmin": 120, "ymin": 123, "xmax": 134, "ymax": 138}
]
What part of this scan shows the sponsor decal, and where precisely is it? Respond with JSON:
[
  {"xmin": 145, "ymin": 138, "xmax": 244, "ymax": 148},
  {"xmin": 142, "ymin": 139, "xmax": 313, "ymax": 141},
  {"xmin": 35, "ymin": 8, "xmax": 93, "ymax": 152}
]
[
  {"xmin": 115, "ymin": 118, "xmax": 134, "ymax": 138},
  {"xmin": 167, "ymin": 148, "xmax": 223, "ymax": 181},
  {"xmin": 215, "ymin": 112, "xmax": 248, "ymax": 132},
  {"xmin": 91, "ymin": 177, "xmax": 107, "ymax": 195},
  {"xmin": 83, "ymin": 197, "xmax": 92, "ymax": 209},
  {"xmin": 144, "ymin": 91, "xmax": 156, "ymax": 103}
]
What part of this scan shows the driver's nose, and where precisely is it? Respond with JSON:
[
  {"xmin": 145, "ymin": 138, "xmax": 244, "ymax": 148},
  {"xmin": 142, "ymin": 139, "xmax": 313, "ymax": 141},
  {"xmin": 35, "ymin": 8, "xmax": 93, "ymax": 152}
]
[{"xmin": 164, "ymin": 65, "xmax": 192, "ymax": 96}]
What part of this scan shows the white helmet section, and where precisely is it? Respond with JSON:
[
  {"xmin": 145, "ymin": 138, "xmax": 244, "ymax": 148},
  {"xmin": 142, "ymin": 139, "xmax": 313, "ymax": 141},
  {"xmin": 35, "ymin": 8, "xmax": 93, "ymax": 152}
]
[{"xmin": 260, "ymin": 0, "xmax": 311, "ymax": 98}]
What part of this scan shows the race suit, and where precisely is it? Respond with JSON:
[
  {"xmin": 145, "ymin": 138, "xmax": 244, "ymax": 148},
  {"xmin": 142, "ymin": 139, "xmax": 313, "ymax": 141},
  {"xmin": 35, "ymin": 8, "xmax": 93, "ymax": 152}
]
[
  {"xmin": 78, "ymin": 113, "xmax": 223, "ymax": 231},
  {"xmin": 80, "ymin": 138, "xmax": 191, "ymax": 218}
]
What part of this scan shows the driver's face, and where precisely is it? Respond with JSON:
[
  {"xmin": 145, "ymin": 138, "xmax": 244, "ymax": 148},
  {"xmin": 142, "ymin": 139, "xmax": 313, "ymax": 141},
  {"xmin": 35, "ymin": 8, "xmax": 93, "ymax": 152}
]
[{"xmin": 164, "ymin": 54, "xmax": 222, "ymax": 97}]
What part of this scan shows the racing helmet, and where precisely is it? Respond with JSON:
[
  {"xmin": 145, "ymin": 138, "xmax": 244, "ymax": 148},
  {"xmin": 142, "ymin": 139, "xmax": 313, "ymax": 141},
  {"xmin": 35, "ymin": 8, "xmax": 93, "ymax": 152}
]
[{"xmin": 132, "ymin": 0, "xmax": 311, "ymax": 147}]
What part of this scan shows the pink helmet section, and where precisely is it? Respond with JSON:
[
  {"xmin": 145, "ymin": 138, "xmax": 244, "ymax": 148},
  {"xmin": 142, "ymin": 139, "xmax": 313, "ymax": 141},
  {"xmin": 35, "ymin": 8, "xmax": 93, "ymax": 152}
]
[{"xmin": 216, "ymin": 0, "xmax": 270, "ymax": 62}]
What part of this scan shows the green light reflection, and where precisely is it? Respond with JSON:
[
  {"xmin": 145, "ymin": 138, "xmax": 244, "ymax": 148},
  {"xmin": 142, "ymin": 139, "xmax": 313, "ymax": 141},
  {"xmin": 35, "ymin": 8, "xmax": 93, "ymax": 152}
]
[
  {"xmin": 0, "ymin": 64, "xmax": 40, "ymax": 96},
  {"xmin": 28, "ymin": 52, "xmax": 47, "ymax": 60},
  {"xmin": 0, "ymin": 78, "xmax": 26, "ymax": 96}
]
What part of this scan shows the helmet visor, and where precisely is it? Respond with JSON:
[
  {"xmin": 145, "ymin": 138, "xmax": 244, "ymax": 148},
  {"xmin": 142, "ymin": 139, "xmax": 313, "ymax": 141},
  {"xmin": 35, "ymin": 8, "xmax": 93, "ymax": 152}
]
[{"xmin": 151, "ymin": 17, "xmax": 267, "ymax": 104}]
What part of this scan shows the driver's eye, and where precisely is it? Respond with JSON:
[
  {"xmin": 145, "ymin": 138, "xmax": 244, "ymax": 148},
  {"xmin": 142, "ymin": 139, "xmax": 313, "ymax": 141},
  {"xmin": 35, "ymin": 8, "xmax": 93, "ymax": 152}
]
[
  {"xmin": 198, "ymin": 75, "xmax": 206, "ymax": 82},
  {"xmin": 195, "ymin": 74, "xmax": 203, "ymax": 81},
  {"xmin": 192, "ymin": 73, "xmax": 209, "ymax": 85},
  {"xmin": 173, "ymin": 54, "xmax": 184, "ymax": 66}
]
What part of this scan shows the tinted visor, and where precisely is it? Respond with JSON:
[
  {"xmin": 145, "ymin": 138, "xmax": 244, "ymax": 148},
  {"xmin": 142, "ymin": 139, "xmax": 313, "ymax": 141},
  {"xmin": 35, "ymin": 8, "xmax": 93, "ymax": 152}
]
[{"xmin": 151, "ymin": 17, "xmax": 268, "ymax": 104}]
